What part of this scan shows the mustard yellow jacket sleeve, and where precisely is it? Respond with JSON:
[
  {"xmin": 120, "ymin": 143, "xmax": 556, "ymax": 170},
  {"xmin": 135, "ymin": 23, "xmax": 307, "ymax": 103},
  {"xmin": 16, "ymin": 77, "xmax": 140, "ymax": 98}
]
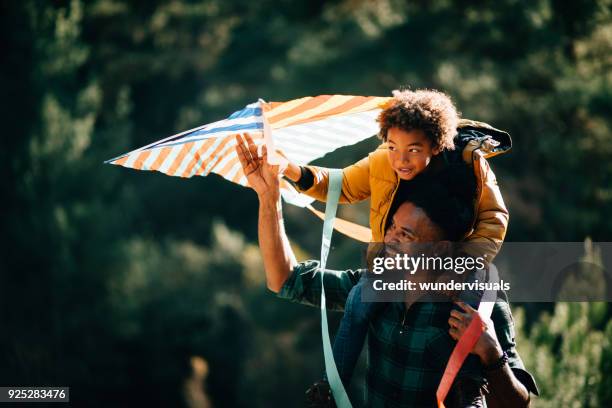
[
  {"xmin": 296, "ymin": 155, "xmax": 372, "ymax": 204},
  {"xmin": 463, "ymin": 151, "xmax": 509, "ymax": 261}
]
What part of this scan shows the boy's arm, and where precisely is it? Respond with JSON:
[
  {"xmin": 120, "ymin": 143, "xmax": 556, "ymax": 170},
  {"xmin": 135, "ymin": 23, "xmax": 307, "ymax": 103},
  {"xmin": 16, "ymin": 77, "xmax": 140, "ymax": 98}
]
[
  {"xmin": 284, "ymin": 155, "xmax": 372, "ymax": 204},
  {"xmin": 464, "ymin": 152, "xmax": 509, "ymax": 261}
]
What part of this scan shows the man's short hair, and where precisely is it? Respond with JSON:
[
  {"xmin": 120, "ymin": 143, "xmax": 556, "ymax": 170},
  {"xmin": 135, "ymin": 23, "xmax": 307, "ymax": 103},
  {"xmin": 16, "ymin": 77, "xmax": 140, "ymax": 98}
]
[
  {"xmin": 377, "ymin": 89, "xmax": 460, "ymax": 151},
  {"xmin": 394, "ymin": 164, "xmax": 477, "ymax": 241}
]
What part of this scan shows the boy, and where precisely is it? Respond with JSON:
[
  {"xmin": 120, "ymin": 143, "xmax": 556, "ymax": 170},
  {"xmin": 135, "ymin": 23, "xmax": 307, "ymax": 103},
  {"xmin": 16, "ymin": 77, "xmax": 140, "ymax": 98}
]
[{"xmin": 282, "ymin": 89, "xmax": 511, "ymax": 391}]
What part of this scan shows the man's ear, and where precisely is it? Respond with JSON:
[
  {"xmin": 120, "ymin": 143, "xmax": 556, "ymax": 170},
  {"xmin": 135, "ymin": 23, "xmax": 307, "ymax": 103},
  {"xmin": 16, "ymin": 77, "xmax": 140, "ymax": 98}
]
[
  {"xmin": 432, "ymin": 146, "xmax": 442, "ymax": 156},
  {"xmin": 433, "ymin": 240, "xmax": 452, "ymax": 257}
]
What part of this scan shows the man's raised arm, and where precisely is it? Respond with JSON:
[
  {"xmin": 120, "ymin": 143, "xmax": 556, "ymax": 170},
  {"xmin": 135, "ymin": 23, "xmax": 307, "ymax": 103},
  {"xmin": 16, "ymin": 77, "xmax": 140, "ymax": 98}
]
[{"xmin": 235, "ymin": 133, "xmax": 297, "ymax": 293}]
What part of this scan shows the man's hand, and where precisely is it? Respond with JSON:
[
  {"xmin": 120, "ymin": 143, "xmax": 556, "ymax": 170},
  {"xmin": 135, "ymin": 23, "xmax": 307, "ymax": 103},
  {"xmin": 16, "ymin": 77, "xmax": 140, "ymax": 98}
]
[
  {"xmin": 448, "ymin": 301, "xmax": 503, "ymax": 365},
  {"xmin": 450, "ymin": 301, "xmax": 533, "ymax": 407},
  {"xmin": 235, "ymin": 133, "xmax": 281, "ymax": 200}
]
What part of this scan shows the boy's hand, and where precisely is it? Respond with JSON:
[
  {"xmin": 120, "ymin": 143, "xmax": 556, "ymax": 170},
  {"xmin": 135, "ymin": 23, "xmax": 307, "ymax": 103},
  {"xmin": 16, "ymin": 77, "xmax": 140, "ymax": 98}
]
[
  {"xmin": 235, "ymin": 133, "xmax": 281, "ymax": 200},
  {"xmin": 268, "ymin": 147, "xmax": 300, "ymax": 182},
  {"xmin": 282, "ymin": 158, "xmax": 302, "ymax": 182}
]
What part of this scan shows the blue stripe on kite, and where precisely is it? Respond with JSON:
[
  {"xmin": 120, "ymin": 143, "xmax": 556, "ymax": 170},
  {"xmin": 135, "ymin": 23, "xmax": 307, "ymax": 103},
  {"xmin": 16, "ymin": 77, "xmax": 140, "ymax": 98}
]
[
  {"xmin": 136, "ymin": 106, "xmax": 260, "ymax": 150},
  {"xmin": 189, "ymin": 121, "xmax": 263, "ymax": 136},
  {"xmin": 229, "ymin": 107, "xmax": 262, "ymax": 119},
  {"xmin": 153, "ymin": 122, "xmax": 264, "ymax": 148}
]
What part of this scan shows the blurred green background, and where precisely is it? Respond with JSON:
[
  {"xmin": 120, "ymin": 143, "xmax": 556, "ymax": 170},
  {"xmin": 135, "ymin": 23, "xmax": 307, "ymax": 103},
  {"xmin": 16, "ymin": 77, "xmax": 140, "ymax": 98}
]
[{"xmin": 1, "ymin": 0, "xmax": 611, "ymax": 406}]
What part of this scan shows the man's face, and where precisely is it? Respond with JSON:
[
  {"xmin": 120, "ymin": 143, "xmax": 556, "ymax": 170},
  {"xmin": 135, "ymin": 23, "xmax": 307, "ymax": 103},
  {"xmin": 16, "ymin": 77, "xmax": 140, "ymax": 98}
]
[
  {"xmin": 383, "ymin": 201, "xmax": 445, "ymax": 257},
  {"xmin": 386, "ymin": 127, "xmax": 440, "ymax": 180},
  {"xmin": 382, "ymin": 202, "xmax": 450, "ymax": 288}
]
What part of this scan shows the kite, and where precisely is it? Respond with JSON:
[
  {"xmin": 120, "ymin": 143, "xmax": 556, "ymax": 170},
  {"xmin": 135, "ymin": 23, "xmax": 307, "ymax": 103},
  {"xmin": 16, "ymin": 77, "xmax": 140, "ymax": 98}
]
[{"xmin": 106, "ymin": 95, "xmax": 389, "ymax": 240}]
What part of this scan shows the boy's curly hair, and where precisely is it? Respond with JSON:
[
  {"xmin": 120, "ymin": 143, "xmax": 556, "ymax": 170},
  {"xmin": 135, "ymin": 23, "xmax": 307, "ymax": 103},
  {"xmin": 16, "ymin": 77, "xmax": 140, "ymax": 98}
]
[{"xmin": 377, "ymin": 89, "xmax": 460, "ymax": 151}]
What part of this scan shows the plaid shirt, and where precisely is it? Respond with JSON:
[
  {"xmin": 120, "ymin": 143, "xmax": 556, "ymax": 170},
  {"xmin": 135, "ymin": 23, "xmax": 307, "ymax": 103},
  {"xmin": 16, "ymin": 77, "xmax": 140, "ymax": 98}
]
[{"xmin": 277, "ymin": 260, "xmax": 529, "ymax": 408}]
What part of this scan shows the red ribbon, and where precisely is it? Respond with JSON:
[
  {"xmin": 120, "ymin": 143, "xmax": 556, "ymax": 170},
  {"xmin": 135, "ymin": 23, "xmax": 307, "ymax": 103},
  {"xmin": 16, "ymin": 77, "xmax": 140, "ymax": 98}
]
[{"xmin": 436, "ymin": 312, "xmax": 485, "ymax": 408}]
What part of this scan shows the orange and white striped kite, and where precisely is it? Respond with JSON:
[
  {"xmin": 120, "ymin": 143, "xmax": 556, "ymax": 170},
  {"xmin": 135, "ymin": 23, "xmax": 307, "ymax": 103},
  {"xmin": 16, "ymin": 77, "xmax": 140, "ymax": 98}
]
[{"xmin": 106, "ymin": 95, "xmax": 390, "ymax": 212}]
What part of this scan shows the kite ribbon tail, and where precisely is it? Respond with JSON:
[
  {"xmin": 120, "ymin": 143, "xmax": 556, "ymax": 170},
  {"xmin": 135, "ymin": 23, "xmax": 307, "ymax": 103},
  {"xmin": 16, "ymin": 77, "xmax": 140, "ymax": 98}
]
[
  {"xmin": 320, "ymin": 169, "xmax": 352, "ymax": 408},
  {"xmin": 306, "ymin": 205, "xmax": 371, "ymax": 243},
  {"xmin": 436, "ymin": 265, "xmax": 499, "ymax": 407},
  {"xmin": 435, "ymin": 313, "xmax": 485, "ymax": 408}
]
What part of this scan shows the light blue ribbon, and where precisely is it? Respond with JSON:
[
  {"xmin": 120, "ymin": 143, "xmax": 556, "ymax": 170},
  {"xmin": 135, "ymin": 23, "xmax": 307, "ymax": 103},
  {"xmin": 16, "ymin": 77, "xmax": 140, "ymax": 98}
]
[{"xmin": 320, "ymin": 169, "xmax": 352, "ymax": 408}]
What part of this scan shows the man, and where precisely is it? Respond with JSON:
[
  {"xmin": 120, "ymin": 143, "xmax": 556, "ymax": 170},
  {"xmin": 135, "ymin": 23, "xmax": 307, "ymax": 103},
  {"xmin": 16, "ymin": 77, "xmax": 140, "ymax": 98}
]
[{"xmin": 235, "ymin": 134, "xmax": 537, "ymax": 407}]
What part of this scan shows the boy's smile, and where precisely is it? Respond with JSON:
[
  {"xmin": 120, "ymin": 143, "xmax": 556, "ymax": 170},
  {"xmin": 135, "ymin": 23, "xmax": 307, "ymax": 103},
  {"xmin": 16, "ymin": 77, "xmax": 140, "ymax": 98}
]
[{"xmin": 386, "ymin": 127, "xmax": 440, "ymax": 180}]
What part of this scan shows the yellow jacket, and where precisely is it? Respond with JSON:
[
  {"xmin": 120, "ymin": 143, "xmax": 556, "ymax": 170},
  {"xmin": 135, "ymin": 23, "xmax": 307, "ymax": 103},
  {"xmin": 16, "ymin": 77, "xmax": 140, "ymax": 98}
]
[{"xmin": 296, "ymin": 119, "xmax": 511, "ymax": 260}]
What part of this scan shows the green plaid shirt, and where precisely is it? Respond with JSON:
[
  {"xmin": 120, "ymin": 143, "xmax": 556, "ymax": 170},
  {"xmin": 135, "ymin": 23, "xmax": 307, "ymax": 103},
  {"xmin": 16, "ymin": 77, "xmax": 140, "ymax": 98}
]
[{"xmin": 277, "ymin": 260, "xmax": 530, "ymax": 408}]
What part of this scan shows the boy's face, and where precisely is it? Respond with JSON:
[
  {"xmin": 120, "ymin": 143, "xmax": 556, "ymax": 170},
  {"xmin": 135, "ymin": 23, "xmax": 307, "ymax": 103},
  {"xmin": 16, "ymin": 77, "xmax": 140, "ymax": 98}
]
[{"xmin": 386, "ymin": 127, "xmax": 440, "ymax": 180}]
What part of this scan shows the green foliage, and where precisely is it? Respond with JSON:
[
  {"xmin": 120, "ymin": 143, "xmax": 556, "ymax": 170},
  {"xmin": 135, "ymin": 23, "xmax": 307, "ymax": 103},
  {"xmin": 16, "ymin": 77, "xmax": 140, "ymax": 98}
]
[
  {"xmin": 1, "ymin": 0, "xmax": 610, "ymax": 406},
  {"xmin": 515, "ymin": 302, "xmax": 610, "ymax": 407}
]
